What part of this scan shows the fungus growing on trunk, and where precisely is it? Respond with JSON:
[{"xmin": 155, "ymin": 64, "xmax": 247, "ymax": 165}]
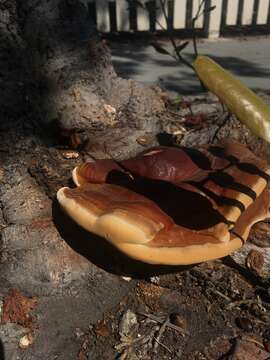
[{"xmin": 57, "ymin": 142, "xmax": 270, "ymax": 265}]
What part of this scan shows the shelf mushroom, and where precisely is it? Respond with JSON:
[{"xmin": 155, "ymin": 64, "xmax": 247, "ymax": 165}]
[{"xmin": 57, "ymin": 141, "xmax": 270, "ymax": 265}]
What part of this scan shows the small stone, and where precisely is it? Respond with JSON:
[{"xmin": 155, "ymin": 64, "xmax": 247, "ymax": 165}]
[
  {"xmin": 19, "ymin": 334, "xmax": 34, "ymax": 349},
  {"xmin": 62, "ymin": 150, "xmax": 79, "ymax": 159},
  {"xmin": 136, "ymin": 134, "xmax": 153, "ymax": 146},
  {"xmin": 235, "ymin": 317, "xmax": 253, "ymax": 331},
  {"xmin": 264, "ymin": 340, "xmax": 270, "ymax": 353},
  {"xmin": 246, "ymin": 249, "xmax": 264, "ymax": 274}
]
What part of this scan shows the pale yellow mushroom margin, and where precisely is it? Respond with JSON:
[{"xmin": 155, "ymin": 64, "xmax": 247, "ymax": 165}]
[
  {"xmin": 57, "ymin": 186, "xmax": 245, "ymax": 265},
  {"xmin": 58, "ymin": 158, "xmax": 270, "ymax": 265}
]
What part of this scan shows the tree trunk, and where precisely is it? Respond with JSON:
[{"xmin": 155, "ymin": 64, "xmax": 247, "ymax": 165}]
[{"xmin": 2, "ymin": 0, "xmax": 166, "ymax": 158}]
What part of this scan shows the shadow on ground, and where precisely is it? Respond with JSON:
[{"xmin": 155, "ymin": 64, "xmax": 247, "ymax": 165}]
[
  {"xmin": 111, "ymin": 40, "xmax": 270, "ymax": 94},
  {"xmin": 0, "ymin": 339, "xmax": 4, "ymax": 360}
]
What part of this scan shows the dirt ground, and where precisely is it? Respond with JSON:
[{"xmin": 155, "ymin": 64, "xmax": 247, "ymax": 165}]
[{"xmin": 1, "ymin": 91, "xmax": 270, "ymax": 360}]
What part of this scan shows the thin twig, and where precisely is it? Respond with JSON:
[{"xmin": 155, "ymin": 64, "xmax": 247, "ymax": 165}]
[
  {"xmin": 191, "ymin": 0, "xmax": 208, "ymax": 91},
  {"xmin": 209, "ymin": 288, "xmax": 231, "ymax": 302},
  {"xmin": 155, "ymin": 18, "xmax": 167, "ymax": 31},
  {"xmin": 153, "ymin": 317, "xmax": 170, "ymax": 352},
  {"xmin": 115, "ymin": 334, "xmax": 150, "ymax": 351},
  {"xmin": 138, "ymin": 312, "xmax": 165, "ymax": 323},
  {"xmin": 212, "ymin": 112, "xmax": 231, "ymax": 142},
  {"xmin": 140, "ymin": 0, "xmax": 194, "ymax": 70},
  {"xmin": 192, "ymin": 0, "xmax": 206, "ymax": 57},
  {"xmin": 158, "ymin": 0, "xmax": 194, "ymax": 70},
  {"xmin": 189, "ymin": 269, "xmax": 231, "ymax": 302},
  {"xmin": 242, "ymin": 335, "xmax": 265, "ymax": 349},
  {"xmin": 167, "ymin": 109, "xmax": 186, "ymax": 120},
  {"xmin": 153, "ymin": 337, "xmax": 172, "ymax": 353},
  {"xmin": 226, "ymin": 299, "xmax": 256, "ymax": 310},
  {"xmin": 138, "ymin": 312, "xmax": 187, "ymax": 334}
]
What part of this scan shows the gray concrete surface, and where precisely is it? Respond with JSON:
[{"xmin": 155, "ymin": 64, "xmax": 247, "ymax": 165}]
[{"xmin": 111, "ymin": 36, "xmax": 270, "ymax": 94}]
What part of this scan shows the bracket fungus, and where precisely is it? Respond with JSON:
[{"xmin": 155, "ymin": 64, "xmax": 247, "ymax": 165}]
[{"xmin": 57, "ymin": 141, "xmax": 270, "ymax": 265}]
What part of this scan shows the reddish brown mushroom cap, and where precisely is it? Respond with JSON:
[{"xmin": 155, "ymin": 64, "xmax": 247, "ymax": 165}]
[
  {"xmin": 57, "ymin": 141, "xmax": 270, "ymax": 265},
  {"xmin": 72, "ymin": 159, "xmax": 122, "ymax": 186}
]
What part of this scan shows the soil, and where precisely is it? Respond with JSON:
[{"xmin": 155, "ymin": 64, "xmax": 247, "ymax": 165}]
[{"xmin": 1, "ymin": 86, "xmax": 270, "ymax": 360}]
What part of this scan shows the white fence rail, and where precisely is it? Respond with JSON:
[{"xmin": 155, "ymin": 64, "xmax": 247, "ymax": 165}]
[{"xmin": 85, "ymin": 0, "xmax": 270, "ymax": 38}]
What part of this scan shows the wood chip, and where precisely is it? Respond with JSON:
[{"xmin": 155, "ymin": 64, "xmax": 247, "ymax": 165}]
[
  {"xmin": 246, "ymin": 249, "xmax": 264, "ymax": 274},
  {"xmin": 136, "ymin": 134, "xmax": 154, "ymax": 146},
  {"xmin": 62, "ymin": 150, "xmax": 79, "ymax": 159}
]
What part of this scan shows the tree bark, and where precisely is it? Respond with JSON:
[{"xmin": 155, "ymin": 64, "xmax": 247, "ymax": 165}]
[{"xmin": 1, "ymin": 0, "xmax": 166, "ymax": 158}]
